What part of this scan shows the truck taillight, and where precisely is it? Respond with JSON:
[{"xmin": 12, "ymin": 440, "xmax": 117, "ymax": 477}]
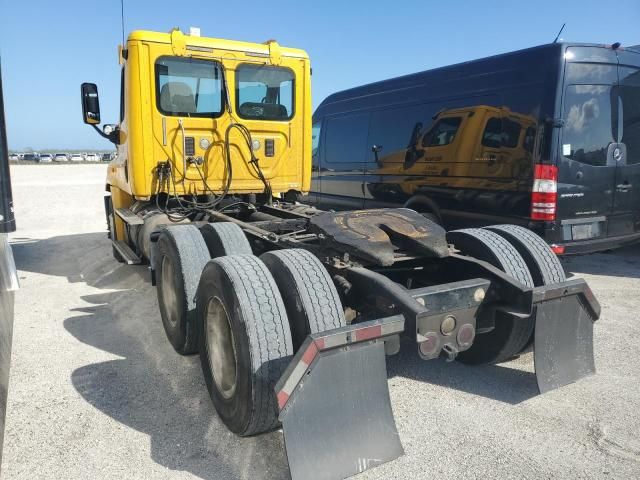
[{"xmin": 531, "ymin": 164, "xmax": 558, "ymax": 221}]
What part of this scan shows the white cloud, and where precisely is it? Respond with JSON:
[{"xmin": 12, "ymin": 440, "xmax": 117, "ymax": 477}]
[{"xmin": 566, "ymin": 97, "xmax": 600, "ymax": 133}]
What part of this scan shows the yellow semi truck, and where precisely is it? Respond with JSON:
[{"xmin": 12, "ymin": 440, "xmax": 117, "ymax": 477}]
[{"xmin": 82, "ymin": 29, "xmax": 601, "ymax": 480}]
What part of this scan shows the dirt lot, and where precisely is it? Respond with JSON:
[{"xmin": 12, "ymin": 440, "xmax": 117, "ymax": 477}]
[{"xmin": 2, "ymin": 164, "xmax": 640, "ymax": 479}]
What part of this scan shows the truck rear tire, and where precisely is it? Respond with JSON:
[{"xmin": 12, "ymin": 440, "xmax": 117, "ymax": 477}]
[
  {"xmin": 483, "ymin": 224, "xmax": 566, "ymax": 286},
  {"xmin": 484, "ymin": 224, "xmax": 567, "ymax": 353},
  {"xmin": 156, "ymin": 225, "xmax": 210, "ymax": 355},
  {"xmin": 199, "ymin": 222, "xmax": 252, "ymax": 258},
  {"xmin": 196, "ymin": 255, "xmax": 293, "ymax": 436},
  {"xmin": 261, "ymin": 249, "xmax": 346, "ymax": 350},
  {"xmin": 446, "ymin": 228, "xmax": 534, "ymax": 365}
]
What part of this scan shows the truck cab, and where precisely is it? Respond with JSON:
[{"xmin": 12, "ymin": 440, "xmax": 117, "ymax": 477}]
[{"xmin": 81, "ymin": 28, "xmax": 312, "ymax": 247}]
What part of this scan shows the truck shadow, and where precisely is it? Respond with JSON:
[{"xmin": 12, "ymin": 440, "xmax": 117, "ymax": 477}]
[
  {"xmin": 387, "ymin": 339, "xmax": 539, "ymax": 405},
  {"xmin": 13, "ymin": 232, "xmax": 549, "ymax": 478},
  {"xmin": 63, "ymin": 286, "xmax": 290, "ymax": 480},
  {"xmin": 13, "ymin": 233, "xmax": 290, "ymax": 480},
  {"xmin": 562, "ymin": 245, "xmax": 640, "ymax": 279}
]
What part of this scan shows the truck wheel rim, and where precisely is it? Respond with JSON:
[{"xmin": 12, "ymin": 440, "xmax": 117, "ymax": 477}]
[
  {"xmin": 161, "ymin": 255, "xmax": 179, "ymax": 326},
  {"xmin": 206, "ymin": 296, "xmax": 237, "ymax": 399}
]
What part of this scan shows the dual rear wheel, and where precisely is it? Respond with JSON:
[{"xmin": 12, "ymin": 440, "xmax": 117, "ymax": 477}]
[
  {"xmin": 155, "ymin": 222, "xmax": 345, "ymax": 435},
  {"xmin": 447, "ymin": 225, "xmax": 566, "ymax": 365}
]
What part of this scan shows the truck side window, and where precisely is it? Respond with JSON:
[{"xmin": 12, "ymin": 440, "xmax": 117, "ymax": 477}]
[
  {"xmin": 119, "ymin": 67, "xmax": 125, "ymax": 122},
  {"xmin": 422, "ymin": 117, "xmax": 462, "ymax": 147},
  {"xmin": 561, "ymin": 85, "xmax": 613, "ymax": 166}
]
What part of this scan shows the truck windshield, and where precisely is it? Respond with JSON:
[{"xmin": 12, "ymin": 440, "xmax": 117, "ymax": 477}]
[
  {"xmin": 155, "ymin": 57, "xmax": 224, "ymax": 117},
  {"xmin": 235, "ymin": 64, "xmax": 294, "ymax": 121}
]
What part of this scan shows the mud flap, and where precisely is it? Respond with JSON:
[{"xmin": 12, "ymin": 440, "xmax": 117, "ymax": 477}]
[
  {"xmin": 275, "ymin": 316, "xmax": 405, "ymax": 480},
  {"xmin": 532, "ymin": 279, "xmax": 599, "ymax": 394}
]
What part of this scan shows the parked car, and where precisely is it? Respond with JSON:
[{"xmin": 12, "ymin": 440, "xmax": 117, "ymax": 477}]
[
  {"xmin": 53, "ymin": 153, "xmax": 68, "ymax": 162},
  {"xmin": 8, "ymin": 154, "xmax": 18, "ymax": 162},
  {"xmin": 308, "ymin": 42, "xmax": 640, "ymax": 255},
  {"xmin": 101, "ymin": 152, "xmax": 113, "ymax": 162},
  {"xmin": 38, "ymin": 154, "xmax": 53, "ymax": 163},
  {"xmin": 21, "ymin": 153, "xmax": 38, "ymax": 162},
  {"xmin": 85, "ymin": 153, "xmax": 100, "ymax": 162},
  {"xmin": 69, "ymin": 154, "xmax": 84, "ymax": 162}
]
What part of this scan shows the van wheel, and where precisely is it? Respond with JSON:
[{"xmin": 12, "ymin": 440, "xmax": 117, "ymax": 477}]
[
  {"xmin": 197, "ymin": 255, "xmax": 293, "ymax": 436},
  {"xmin": 484, "ymin": 224, "xmax": 567, "ymax": 353},
  {"xmin": 156, "ymin": 225, "xmax": 210, "ymax": 355},
  {"xmin": 199, "ymin": 222, "xmax": 252, "ymax": 258},
  {"xmin": 446, "ymin": 228, "xmax": 534, "ymax": 365},
  {"xmin": 261, "ymin": 249, "xmax": 346, "ymax": 350}
]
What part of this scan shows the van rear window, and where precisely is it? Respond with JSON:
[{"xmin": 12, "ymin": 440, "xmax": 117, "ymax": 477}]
[
  {"xmin": 562, "ymin": 85, "xmax": 614, "ymax": 166},
  {"xmin": 620, "ymin": 85, "xmax": 640, "ymax": 165}
]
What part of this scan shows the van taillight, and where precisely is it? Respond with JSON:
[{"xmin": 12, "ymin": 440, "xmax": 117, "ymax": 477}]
[{"xmin": 531, "ymin": 164, "xmax": 558, "ymax": 221}]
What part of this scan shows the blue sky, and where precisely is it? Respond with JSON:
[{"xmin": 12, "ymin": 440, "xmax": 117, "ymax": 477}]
[{"xmin": 0, "ymin": 0, "xmax": 638, "ymax": 150}]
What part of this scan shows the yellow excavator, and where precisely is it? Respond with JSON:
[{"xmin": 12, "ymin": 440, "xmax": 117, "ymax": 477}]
[{"xmin": 82, "ymin": 28, "xmax": 601, "ymax": 480}]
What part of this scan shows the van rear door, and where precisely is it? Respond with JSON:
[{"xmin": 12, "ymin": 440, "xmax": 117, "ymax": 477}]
[
  {"xmin": 613, "ymin": 48, "xmax": 640, "ymax": 234},
  {"xmin": 557, "ymin": 47, "xmax": 619, "ymax": 240}
]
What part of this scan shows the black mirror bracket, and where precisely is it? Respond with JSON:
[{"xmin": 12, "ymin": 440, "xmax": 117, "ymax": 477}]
[{"xmin": 91, "ymin": 124, "xmax": 120, "ymax": 145}]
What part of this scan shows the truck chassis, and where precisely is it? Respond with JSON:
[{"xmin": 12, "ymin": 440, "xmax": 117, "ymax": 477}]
[{"xmin": 109, "ymin": 199, "xmax": 600, "ymax": 480}]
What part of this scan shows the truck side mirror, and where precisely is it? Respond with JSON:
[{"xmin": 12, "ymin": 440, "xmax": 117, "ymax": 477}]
[{"xmin": 81, "ymin": 83, "xmax": 101, "ymax": 125}]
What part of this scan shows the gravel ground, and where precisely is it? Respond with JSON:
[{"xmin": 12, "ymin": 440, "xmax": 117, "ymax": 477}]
[{"xmin": 2, "ymin": 164, "xmax": 640, "ymax": 479}]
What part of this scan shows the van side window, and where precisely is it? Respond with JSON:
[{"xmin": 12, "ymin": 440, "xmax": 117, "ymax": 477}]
[
  {"xmin": 312, "ymin": 122, "xmax": 321, "ymax": 158},
  {"xmin": 422, "ymin": 117, "xmax": 462, "ymax": 147},
  {"xmin": 501, "ymin": 118, "xmax": 521, "ymax": 148},
  {"xmin": 325, "ymin": 113, "xmax": 369, "ymax": 163},
  {"xmin": 482, "ymin": 117, "xmax": 524, "ymax": 149},
  {"xmin": 562, "ymin": 85, "xmax": 613, "ymax": 166},
  {"xmin": 523, "ymin": 127, "xmax": 536, "ymax": 153},
  {"xmin": 481, "ymin": 118, "xmax": 502, "ymax": 148}
]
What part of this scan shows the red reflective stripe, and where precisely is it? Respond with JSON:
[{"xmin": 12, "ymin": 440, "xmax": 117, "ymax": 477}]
[
  {"xmin": 301, "ymin": 341, "xmax": 319, "ymax": 365},
  {"xmin": 355, "ymin": 325, "xmax": 382, "ymax": 342},
  {"xmin": 531, "ymin": 192, "xmax": 557, "ymax": 220},
  {"xmin": 277, "ymin": 390, "xmax": 290, "ymax": 411}
]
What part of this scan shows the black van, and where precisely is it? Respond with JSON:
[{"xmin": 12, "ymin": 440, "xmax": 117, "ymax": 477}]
[{"xmin": 307, "ymin": 43, "xmax": 640, "ymax": 254}]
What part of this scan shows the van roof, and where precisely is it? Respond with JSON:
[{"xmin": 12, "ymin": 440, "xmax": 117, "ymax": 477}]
[{"xmin": 316, "ymin": 42, "xmax": 629, "ymax": 115}]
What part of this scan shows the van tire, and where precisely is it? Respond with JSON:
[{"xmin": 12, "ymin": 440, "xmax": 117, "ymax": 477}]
[
  {"xmin": 261, "ymin": 249, "xmax": 346, "ymax": 350},
  {"xmin": 199, "ymin": 222, "xmax": 252, "ymax": 258},
  {"xmin": 156, "ymin": 225, "xmax": 210, "ymax": 355},
  {"xmin": 446, "ymin": 228, "xmax": 534, "ymax": 365},
  {"xmin": 197, "ymin": 255, "xmax": 293, "ymax": 436}
]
